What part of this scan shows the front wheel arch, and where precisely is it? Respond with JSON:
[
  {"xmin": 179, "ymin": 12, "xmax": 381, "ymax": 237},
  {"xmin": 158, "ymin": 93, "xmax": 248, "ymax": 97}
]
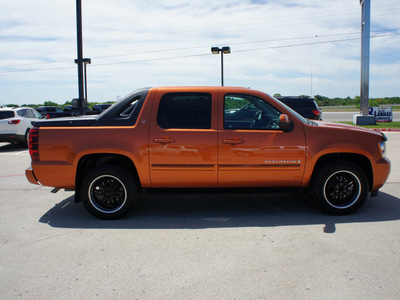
[
  {"xmin": 310, "ymin": 153, "xmax": 373, "ymax": 193},
  {"xmin": 312, "ymin": 160, "xmax": 369, "ymax": 214}
]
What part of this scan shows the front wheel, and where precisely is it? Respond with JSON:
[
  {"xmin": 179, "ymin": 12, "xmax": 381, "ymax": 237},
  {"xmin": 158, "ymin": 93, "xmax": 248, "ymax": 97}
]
[
  {"xmin": 312, "ymin": 161, "xmax": 369, "ymax": 214},
  {"xmin": 81, "ymin": 165, "xmax": 137, "ymax": 219}
]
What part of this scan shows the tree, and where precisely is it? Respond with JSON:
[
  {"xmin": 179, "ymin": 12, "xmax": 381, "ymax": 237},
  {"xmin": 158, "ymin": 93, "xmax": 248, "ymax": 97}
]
[{"xmin": 43, "ymin": 101, "xmax": 59, "ymax": 107}]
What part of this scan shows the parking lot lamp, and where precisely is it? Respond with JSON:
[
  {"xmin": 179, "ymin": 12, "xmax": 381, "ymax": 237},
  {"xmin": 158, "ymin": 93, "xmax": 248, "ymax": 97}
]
[{"xmin": 211, "ymin": 46, "xmax": 231, "ymax": 86}]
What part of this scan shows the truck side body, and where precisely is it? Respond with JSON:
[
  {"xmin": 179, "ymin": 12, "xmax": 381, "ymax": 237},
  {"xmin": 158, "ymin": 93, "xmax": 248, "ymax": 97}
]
[{"xmin": 26, "ymin": 87, "xmax": 390, "ymax": 218}]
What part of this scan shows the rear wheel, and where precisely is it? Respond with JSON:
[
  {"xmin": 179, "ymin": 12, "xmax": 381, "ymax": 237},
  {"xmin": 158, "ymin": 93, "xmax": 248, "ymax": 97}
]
[
  {"xmin": 313, "ymin": 161, "xmax": 369, "ymax": 214},
  {"xmin": 21, "ymin": 129, "xmax": 30, "ymax": 148},
  {"xmin": 81, "ymin": 165, "xmax": 137, "ymax": 219}
]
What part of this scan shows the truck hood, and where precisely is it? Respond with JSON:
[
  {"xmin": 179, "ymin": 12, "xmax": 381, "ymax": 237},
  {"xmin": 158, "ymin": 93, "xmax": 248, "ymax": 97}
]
[{"xmin": 313, "ymin": 120, "xmax": 386, "ymax": 139}]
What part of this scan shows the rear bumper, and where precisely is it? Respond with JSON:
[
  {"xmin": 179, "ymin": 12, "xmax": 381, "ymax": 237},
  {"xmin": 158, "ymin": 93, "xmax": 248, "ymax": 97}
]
[
  {"xmin": 25, "ymin": 167, "xmax": 40, "ymax": 185},
  {"xmin": 27, "ymin": 162, "xmax": 76, "ymax": 190}
]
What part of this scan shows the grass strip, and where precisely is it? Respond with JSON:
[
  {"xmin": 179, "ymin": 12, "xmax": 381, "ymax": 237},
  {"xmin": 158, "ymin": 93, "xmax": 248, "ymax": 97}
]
[{"xmin": 340, "ymin": 121, "xmax": 400, "ymax": 129}]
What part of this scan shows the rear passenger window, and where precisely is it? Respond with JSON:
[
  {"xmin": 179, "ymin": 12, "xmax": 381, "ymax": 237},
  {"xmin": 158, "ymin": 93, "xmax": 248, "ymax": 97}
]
[{"xmin": 157, "ymin": 93, "xmax": 212, "ymax": 129}]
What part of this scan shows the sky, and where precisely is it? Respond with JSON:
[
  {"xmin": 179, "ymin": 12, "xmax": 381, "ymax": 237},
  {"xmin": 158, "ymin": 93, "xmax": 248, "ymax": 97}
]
[{"xmin": 0, "ymin": 0, "xmax": 399, "ymax": 105}]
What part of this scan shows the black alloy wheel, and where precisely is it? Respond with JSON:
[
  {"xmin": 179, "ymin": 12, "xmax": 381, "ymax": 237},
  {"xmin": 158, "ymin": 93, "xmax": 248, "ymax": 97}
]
[
  {"xmin": 89, "ymin": 175, "xmax": 127, "ymax": 213},
  {"xmin": 81, "ymin": 165, "xmax": 137, "ymax": 219},
  {"xmin": 313, "ymin": 161, "xmax": 368, "ymax": 214}
]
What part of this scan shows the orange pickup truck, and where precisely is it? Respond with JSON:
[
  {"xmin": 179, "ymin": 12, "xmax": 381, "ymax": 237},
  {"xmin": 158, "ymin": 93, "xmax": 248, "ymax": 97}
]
[{"xmin": 26, "ymin": 87, "xmax": 390, "ymax": 219}]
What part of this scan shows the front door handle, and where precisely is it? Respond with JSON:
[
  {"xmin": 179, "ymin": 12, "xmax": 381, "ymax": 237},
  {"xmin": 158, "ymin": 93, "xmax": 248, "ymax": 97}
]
[
  {"xmin": 223, "ymin": 138, "xmax": 245, "ymax": 145},
  {"xmin": 153, "ymin": 137, "xmax": 175, "ymax": 145}
]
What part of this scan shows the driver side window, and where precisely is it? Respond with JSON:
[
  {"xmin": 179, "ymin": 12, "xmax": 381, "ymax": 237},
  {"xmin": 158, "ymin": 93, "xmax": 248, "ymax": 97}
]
[{"xmin": 224, "ymin": 94, "xmax": 281, "ymax": 130}]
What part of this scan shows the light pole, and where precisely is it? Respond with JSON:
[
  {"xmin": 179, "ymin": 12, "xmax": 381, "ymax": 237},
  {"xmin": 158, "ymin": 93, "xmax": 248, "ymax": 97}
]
[
  {"xmin": 360, "ymin": 0, "xmax": 370, "ymax": 116},
  {"xmin": 75, "ymin": 58, "xmax": 91, "ymax": 111},
  {"xmin": 75, "ymin": 0, "xmax": 84, "ymax": 115},
  {"xmin": 354, "ymin": 0, "xmax": 375, "ymax": 125},
  {"xmin": 211, "ymin": 46, "xmax": 231, "ymax": 86},
  {"xmin": 82, "ymin": 58, "xmax": 91, "ymax": 105}
]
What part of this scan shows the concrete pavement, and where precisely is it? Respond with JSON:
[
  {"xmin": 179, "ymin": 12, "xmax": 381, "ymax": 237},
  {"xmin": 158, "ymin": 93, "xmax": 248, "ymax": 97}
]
[{"xmin": 0, "ymin": 133, "xmax": 399, "ymax": 299}]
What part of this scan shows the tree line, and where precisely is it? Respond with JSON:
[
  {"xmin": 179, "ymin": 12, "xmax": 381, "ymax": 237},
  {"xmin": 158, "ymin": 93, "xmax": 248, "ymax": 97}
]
[
  {"xmin": 273, "ymin": 94, "xmax": 400, "ymax": 107},
  {"xmin": 3, "ymin": 100, "xmax": 115, "ymax": 110},
  {"xmin": 4, "ymin": 95, "xmax": 400, "ymax": 109}
]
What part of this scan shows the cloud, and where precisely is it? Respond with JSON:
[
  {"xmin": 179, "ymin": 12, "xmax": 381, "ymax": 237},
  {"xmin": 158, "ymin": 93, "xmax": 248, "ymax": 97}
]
[{"xmin": 0, "ymin": 0, "xmax": 399, "ymax": 104}]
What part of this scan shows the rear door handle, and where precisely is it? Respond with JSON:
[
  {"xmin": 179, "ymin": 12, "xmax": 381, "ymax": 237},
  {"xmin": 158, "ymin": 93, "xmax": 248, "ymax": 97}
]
[
  {"xmin": 223, "ymin": 138, "xmax": 245, "ymax": 145},
  {"xmin": 153, "ymin": 137, "xmax": 175, "ymax": 145}
]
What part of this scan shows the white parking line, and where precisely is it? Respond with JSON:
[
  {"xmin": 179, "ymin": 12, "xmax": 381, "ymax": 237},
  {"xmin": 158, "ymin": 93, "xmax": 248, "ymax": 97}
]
[
  {"xmin": 16, "ymin": 150, "xmax": 29, "ymax": 155},
  {"xmin": 0, "ymin": 151, "xmax": 29, "ymax": 156}
]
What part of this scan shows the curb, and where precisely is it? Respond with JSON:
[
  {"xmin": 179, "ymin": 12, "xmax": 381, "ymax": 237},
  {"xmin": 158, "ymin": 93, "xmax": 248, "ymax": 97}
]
[{"xmin": 372, "ymin": 128, "xmax": 400, "ymax": 132}]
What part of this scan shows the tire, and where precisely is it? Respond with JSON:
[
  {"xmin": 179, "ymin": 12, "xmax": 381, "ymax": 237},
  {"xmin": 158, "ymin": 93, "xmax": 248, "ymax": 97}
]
[
  {"xmin": 312, "ymin": 161, "xmax": 369, "ymax": 214},
  {"xmin": 21, "ymin": 129, "xmax": 30, "ymax": 148},
  {"xmin": 80, "ymin": 165, "xmax": 137, "ymax": 219}
]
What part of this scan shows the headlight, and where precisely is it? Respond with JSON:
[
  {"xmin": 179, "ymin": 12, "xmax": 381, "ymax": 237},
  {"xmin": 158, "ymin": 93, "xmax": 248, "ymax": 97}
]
[{"xmin": 378, "ymin": 141, "xmax": 386, "ymax": 158}]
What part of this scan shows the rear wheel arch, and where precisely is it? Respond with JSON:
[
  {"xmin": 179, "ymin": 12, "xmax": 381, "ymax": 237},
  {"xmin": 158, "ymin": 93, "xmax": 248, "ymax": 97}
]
[
  {"xmin": 75, "ymin": 154, "xmax": 140, "ymax": 203},
  {"xmin": 80, "ymin": 164, "xmax": 138, "ymax": 219}
]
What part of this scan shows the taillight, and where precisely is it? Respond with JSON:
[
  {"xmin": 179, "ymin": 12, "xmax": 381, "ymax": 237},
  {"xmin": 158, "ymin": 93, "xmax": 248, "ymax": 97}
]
[
  {"xmin": 8, "ymin": 119, "xmax": 21, "ymax": 125},
  {"xmin": 29, "ymin": 127, "xmax": 40, "ymax": 161},
  {"xmin": 312, "ymin": 109, "xmax": 321, "ymax": 116}
]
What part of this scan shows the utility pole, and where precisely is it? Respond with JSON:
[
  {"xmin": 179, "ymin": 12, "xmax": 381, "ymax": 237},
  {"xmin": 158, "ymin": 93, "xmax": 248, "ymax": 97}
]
[
  {"xmin": 360, "ymin": 0, "xmax": 370, "ymax": 116},
  {"xmin": 354, "ymin": 0, "xmax": 375, "ymax": 125},
  {"xmin": 76, "ymin": 0, "xmax": 84, "ymax": 115}
]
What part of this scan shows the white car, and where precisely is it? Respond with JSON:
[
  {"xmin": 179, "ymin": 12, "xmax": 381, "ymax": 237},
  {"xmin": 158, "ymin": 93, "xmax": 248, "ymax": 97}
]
[{"xmin": 0, "ymin": 107, "xmax": 42, "ymax": 147}]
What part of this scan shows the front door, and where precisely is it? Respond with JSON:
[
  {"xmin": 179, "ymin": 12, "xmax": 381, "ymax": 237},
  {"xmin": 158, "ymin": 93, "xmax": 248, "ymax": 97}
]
[
  {"xmin": 149, "ymin": 90, "xmax": 218, "ymax": 188},
  {"xmin": 218, "ymin": 93, "xmax": 306, "ymax": 187}
]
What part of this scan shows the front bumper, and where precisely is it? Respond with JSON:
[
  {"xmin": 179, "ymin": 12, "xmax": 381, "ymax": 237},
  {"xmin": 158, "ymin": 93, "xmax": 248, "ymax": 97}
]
[{"xmin": 372, "ymin": 157, "xmax": 391, "ymax": 192}]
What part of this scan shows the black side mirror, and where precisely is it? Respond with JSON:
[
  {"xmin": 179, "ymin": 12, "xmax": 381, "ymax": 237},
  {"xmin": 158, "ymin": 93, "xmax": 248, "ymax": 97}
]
[{"xmin": 279, "ymin": 114, "xmax": 293, "ymax": 132}]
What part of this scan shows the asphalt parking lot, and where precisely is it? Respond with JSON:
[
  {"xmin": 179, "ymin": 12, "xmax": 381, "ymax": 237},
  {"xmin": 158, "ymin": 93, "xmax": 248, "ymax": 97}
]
[{"xmin": 0, "ymin": 130, "xmax": 399, "ymax": 299}]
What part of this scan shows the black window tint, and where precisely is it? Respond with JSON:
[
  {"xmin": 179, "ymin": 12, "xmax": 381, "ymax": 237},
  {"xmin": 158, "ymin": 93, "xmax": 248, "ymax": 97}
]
[
  {"xmin": 157, "ymin": 93, "xmax": 212, "ymax": 129},
  {"xmin": 0, "ymin": 111, "xmax": 15, "ymax": 119}
]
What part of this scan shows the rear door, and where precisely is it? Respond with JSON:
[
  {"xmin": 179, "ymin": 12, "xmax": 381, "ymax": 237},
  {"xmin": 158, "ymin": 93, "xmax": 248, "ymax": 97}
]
[
  {"xmin": 218, "ymin": 92, "xmax": 307, "ymax": 187},
  {"xmin": 149, "ymin": 89, "xmax": 218, "ymax": 188}
]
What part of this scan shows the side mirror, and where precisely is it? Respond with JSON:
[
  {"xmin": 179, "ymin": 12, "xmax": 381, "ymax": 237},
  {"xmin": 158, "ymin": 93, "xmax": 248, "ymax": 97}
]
[{"xmin": 279, "ymin": 114, "xmax": 292, "ymax": 132}]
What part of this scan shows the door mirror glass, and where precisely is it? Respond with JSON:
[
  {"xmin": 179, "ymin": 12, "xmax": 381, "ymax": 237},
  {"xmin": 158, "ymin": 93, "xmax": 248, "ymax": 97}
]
[{"xmin": 279, "ymin": 114, "xmax": 292, "ymax": 132}]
